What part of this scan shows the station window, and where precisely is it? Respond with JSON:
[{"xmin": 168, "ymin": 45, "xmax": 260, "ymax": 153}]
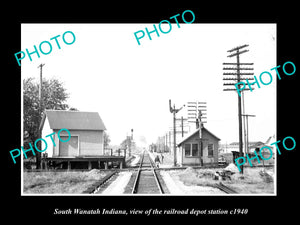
[
  {"xmin": 208, "ymin": 144, "xmax": 214, "ymax": 157},
  {"xmin": 184, "ymin": 143, "xmax": 199, "ymax": 157},
  {"xmin": 192, "ymin": 144, "xmax": 198, "ymax": 156},
  {"xmin": 184, "ymin": 144, "xmax": 191, "ymax": 156}
]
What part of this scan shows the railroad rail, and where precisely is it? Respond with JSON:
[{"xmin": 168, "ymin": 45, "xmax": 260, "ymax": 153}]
[
  {"xmin": 82, "ymin": 170, "xmax": 118, "ymax": 194},
  {"xmin": 131, "ymin": 151, "xmax": 165, "ymax": 194},
  {"xmin": 215, "ymin": 182, "xmax": 238, "ymax": 194}
]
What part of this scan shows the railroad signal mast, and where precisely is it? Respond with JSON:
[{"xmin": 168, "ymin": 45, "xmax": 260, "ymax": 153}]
[
  {"xmin": 223, "ymin": 44, "xmax": 254, "ymax": 174},
  {"xmin": 169, "ymin": 99, "xmax": 185, "ymax": 167}
]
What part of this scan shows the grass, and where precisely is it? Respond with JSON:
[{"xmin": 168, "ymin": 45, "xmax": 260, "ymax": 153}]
[
  {"xmin": 177, "ymin": 168, "xmax": 217, "ymax": 188},
  {"xmin": 23, "ymin": 170, "xmax": 108, "ymax": 194},
  {"xmin": 175, "ymin": 167, "xmax": 275, "ymax": 194},
  {"xmin": 222, "ymin": 167, "xmax": 275, "ymax": 194}
]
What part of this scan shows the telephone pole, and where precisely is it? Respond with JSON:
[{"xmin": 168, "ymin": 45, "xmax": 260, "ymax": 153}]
[
  {"xmin": 38, "ymin": 64, "xmax": 45, "ymax": 109},
  {"xmin": 169, "ymin": 99, "xmax": 185, "ymax": 166},
  {"xmin": 187, "ymin": 101, "xmax": 207, "ymax": 127},
  {"xmin": 37, "ymin": 63, "xmax": 45, "ymax": 169},
  {"xmin": 172, "ymin": 117, "xmax": 188, "ymax": 137},
  {"xmin": 242, "ymin": 114, "xmax": 256, "ymax": 155},
  {"xmin": 223, "ymin": 44, "xmax": 254, "ymax": 174},
  {"xmin": 196, "ymin": 110, "xmax": 205, "ymax": 166}
]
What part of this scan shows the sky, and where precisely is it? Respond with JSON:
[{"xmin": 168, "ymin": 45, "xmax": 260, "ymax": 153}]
[{"xmin": 21, "ymin": 23, "xmax": 276, "ymax": 146}]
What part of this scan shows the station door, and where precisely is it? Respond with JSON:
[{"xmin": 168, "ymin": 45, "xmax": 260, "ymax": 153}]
[{"xmin": 59, "ymin": 136, "xmax": 79, "ymax": 156}]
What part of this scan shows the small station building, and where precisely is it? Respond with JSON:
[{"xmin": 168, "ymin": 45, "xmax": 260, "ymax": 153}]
[
  {"xmin": 40, "ymin": 110, "xmax": 125, "ymax": 169},
  {"xmin": 177, "ymin": 125, "xmax": 220, "ymax": 166}
]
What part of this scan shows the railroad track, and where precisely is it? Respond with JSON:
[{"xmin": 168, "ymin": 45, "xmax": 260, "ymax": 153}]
[
  {"xmin": 82, "ymin": 170, "xmax": 118, "ymax": 194},
  {"xmin": 215, "ymin": 182, "xmax": 238, "ymax": 194},
  {"xmin": 130, "ymin": 151, "xmax": 165, "ymax": 194},
  {"xmin": 78, "ymin": 152, "xmax": 238, "ymax": 194}
]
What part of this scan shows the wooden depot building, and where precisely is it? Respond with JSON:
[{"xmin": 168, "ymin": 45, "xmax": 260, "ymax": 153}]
[
  {"xmin": 177, "ymin": 124, "xmax": 220, "ymax": 166},
  {"xmin": 39, "ymin": 110, "xmax": 125, "ymax": 170}
]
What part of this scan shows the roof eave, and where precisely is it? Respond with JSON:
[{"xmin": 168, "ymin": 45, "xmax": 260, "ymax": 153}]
[{"xmin": 177, "ymin": 127, "xmax": 221, "ymax": 147}]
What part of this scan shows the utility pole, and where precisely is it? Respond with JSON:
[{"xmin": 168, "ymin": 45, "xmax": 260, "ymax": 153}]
[
  {"xmin": 37, "ymin": 63, "xmax": 45, "ymax": 169},
  {"xmin": 197, "ymin": 110, "xmax": 204, "ymax": 166},
  {"xmin": 38, "ymin": 64, "xmax": 45, "ymax": 109},
  {"xmin": 242, "ymin": 114, "xmax": 256, "ymax": 155},
  {"xmin": 169, "ymin": 99, "xmax": 185, "ymax": 167},
  {"xmin": 181, "ymin": 117, "xmax": 183, "ymax": 137},
  {"xmin": 242, "ymin": 91, "xmax": 246, "ymax": 155},
  {"xmin": 173, "ymin": 118, "xmax": 188, "ymax": 136},
  {"xmin": 127, "ymin": 135, "xmax": 131, "ymax": 157},
  {"xmin": 223, "ymin": 44, "xmax": 254, "ymax": 174},
  {"xmin": 169, "ymin": 131, "xmax": 171, "ymax": 155},
  {"xmin": 187, "ymin": 101, "xmax": 207, "ymax": 127},
  {"xmin": 165, "ymin": 133, "xmax": 168, "ymax": 152}
]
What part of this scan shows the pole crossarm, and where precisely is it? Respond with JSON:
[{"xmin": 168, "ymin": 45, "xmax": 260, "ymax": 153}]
[
  {"xmin": 223, "ymin": 72, "xmax": 254, "ymax": 75},
  {"xmin": 188, "ymin": 109, "xmax": 207, "ymax": 112},
  {"xmin": 227, "ymin": 44, "xmax": 249, "ymax": 52},
  {"xmin": 187, "ymin": 102, "xmax": 207, "ymax": 104},
  {"xmin": 223, "ymin": 77, "xmax": 254, "ymax": 80},
  {"xmin": 188, "ymin": 114, "xmax": 206, "ymax": 116},
  {"xmin": 223, "ymin": 88, "xmax": 253, "ymax": 91},
  {"xmin": 227, "ymin": 50, "xmax": 249, "ymax": 57},
  {"xmin": 188, "ymin": 116, "xmax": 207, "ymax": 119},
  {"xmin": 223, "ymin": 67, "xmax": 254, "ymax": 70},
  {"xmin": 223, "ymin": 62, "xmax": 254, "ymax": 65},
  {"xmin": 223, "ymin": 83, "xmax": 240, "ymax": 86},
  {"xmin": 241, "ymin": 114, "xmax": 256, "ymax": 117}
]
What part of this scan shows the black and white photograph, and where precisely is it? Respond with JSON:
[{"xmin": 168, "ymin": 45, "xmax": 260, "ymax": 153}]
[
  {"xmin": 5, "ymin": 5, "xmax": 298, "ymax": 220},
  {"xmin": 20, "ymin": 23, "xmax": 276, "ymax": 196}
]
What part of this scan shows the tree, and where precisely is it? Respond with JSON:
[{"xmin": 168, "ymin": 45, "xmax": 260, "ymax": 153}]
[
  {"xmin": 23, "ymin": 77, "xmax": 70, "ymax": 167},
  {"xmin": 103, "ymin": 131, "xmax": 111, "ymax": 149}
]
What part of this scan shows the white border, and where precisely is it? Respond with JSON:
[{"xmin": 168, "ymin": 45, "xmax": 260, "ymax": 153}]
[{"xmin": 21, "ymin": 23, "xmax": 277, "ymax": 197}]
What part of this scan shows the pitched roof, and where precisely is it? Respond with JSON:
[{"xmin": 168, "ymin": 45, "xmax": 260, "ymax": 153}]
[
  {"xmin": 41, "ymin": 110, "xmax": 106, "ymax": 131},
  {"xmin": 177, "ymin": 127, "xmax": 220, "ymax": 146}
]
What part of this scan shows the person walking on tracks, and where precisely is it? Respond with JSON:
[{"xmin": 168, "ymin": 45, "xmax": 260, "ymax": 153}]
[
  {"xmin": 154, "ymin": 154, "xmax": 160, "ymax": 168},
  {"xmin": 160, "ymin": 153, "xmax": 164, "ymax": 164}
]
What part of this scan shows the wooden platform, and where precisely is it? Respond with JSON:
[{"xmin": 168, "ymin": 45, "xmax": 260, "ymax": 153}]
[{"xmin": 42, "ymin": 156, "xmax": 125, "ymax": 170}]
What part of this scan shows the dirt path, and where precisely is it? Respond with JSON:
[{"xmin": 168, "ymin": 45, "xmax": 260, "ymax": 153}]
[
  {"xmin": 99, "ymin": 172, "xmax": 132, "ymax": 195},
  {"xmin": 160, "ymin": 171, "xmax": 224, "ymax": 195}
]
